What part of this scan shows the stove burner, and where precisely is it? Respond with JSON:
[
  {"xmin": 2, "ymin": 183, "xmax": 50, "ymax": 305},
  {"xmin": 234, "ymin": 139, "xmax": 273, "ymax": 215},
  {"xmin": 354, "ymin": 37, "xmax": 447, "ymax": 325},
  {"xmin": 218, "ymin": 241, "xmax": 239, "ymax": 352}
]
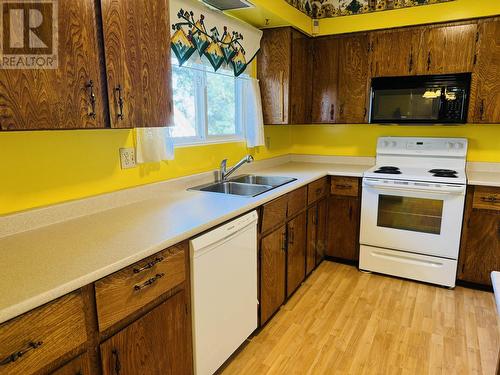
[
  {"xmin": 374, "ymin": 166, "xmax": 402, "ymax": 174},
  {"xmin": 429, "ymin": 169, "xmax": 458, "ymax": 174},
  {"xmin": 433, "ymin": 172, "xmax": 459, "ymax": 178}
]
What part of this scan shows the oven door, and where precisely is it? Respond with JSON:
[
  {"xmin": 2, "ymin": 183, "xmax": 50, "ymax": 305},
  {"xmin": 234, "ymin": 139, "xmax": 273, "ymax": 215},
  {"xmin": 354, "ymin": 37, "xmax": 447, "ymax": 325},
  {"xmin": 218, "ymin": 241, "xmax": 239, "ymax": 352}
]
[{"xmin": 360, "ymin": 178, "xmax": 466, "ymax": 259}]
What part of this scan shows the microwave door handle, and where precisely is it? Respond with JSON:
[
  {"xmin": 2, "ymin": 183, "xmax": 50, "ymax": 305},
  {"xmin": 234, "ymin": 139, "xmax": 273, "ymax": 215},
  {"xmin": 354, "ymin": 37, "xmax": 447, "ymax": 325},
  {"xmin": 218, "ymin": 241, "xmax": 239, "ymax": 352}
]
[{"xmin": 363, "ymin": 181, "xmax": 465, "ymax": 195}]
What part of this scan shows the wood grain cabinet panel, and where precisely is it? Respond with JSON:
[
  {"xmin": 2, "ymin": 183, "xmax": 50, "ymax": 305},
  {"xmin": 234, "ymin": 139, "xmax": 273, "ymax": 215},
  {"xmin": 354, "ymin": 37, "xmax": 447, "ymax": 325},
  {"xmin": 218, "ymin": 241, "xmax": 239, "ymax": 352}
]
[
  {"xmin": 458, "ymin": 186, "xmax": 500, "ymax": 286},
  {"xmin": 306, "ymin": 207, "xmax": 318, "ymax": 276},
  {"xmin": 307, "ymin": 177, "xmax": 328, "ymax": 205},
  {"xmin": 289, "ymin": 30, "xmax": 313, "ymax": 124},
  {"xmin": 471, "ymin": 18, "xmax": 500, "ymax": 123},
  {"xmin": 0, "ymin": 0, "xmax": 105, "ymax": 130},
  {"xmin": 94, "ymin": 244, "xmax": 186, "ymax": 332},
  {"xmin": 326, "ymin": 195, "xmax": 361, "ymax": 261},
  {"xmin": 331, "ymin": 176, "xmax": 359, "ymax": 197},
  {"xmin": 100, "ymin": 0, "xmax": 173, "ymax": 128},
  {"xmin": 258, "ymin": 28, "xmax": 291, "ymax": 125},
  {"xmin": 260, "ymin": 226, "xmax": 287, "ymax": 325},
  {"xmin": 100, "ymin": 291, "xmax": 192, "ymax": 375},
  {"xmin": 337, "ymin": 34, "xmax": 370, "ymax": 123},
  {"xmin": 370, "ymin": 28, "xmax": 422, "ymax": 77},
  {"xmin": 311, "ymin": 36, "xmax": 340, "ymax": 123},
  {"xmin": 416, "ymin": 23, "xmax": 477, "ymax": 75},
  {"xmin": 51, "ymin": 353, "xmax": 91, "ymax": 375},
  {"xmin": 0, "ymin": 292, "xmax": 87, "ymax": 375},
  {"xmin": 286, "ymin": 212, "xmax": 307, "ymax": 297},
  {"xmin": 287, "ymin": 186, "xmax": 307, "ymax": 218},
  {"xmin": 316, "ymin": 198, "xmax": 328, "ymax": 265},
  {"xmin": 261, "ymin": 195, "xmax": 289, "ymax": 234}
]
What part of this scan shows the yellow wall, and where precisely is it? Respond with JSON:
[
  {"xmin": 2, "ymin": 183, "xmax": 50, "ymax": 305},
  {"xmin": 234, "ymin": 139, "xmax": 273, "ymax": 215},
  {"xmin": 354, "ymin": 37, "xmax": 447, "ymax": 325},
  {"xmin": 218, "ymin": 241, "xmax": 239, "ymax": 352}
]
[
  {"xmin": 0, "ymin": 126, "xmax": 291, "ymax": 216},
  {"xmin": 289, "ymin": 124, "xmax": 500, "ymax": 162},
  {"xmin": 319, "ymin": 0, "xmax": 500, "ymax": 35}
]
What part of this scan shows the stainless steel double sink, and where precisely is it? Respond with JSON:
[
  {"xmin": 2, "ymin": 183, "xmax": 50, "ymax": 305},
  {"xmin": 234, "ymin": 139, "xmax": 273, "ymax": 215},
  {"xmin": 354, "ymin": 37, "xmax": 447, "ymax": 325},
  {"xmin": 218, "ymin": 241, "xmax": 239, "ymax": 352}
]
[{"xmin": 189, "ymin": 175, "xmax": 297, "ymax": 197}]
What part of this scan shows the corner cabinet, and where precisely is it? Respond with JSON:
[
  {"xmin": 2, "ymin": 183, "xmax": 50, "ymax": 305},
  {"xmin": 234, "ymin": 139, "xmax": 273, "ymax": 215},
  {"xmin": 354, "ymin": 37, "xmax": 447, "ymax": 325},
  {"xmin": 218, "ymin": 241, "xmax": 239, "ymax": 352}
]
[
  {"xmin": 0, "ymin": 0, "xmax": 105, "ymax": 130},
  {"xmin": 100, "ymin": 0, "xmax": 173, "ymax": 128},
  {"xmin": 458, "ymin": 186, "xmax": 500, "ymax": 286},
  {"xmin": 258, "ymin": 27, "xmax": 312, "ymax": 125}
]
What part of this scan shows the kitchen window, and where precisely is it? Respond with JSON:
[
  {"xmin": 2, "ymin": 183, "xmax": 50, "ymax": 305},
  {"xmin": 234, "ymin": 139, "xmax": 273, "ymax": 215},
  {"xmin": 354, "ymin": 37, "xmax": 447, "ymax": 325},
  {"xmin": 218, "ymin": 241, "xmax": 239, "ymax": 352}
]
[{"xmin": 171, "ymin": 59, "xmax": 246, "ymax": 145}]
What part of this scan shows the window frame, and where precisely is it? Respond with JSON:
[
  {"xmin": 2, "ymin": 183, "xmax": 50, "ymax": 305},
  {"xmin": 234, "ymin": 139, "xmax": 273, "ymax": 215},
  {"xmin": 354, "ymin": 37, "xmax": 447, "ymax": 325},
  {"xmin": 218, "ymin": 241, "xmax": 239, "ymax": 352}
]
[{"xmin": 171, "ymin": 61, "xmax": 246, "ymax": 146}]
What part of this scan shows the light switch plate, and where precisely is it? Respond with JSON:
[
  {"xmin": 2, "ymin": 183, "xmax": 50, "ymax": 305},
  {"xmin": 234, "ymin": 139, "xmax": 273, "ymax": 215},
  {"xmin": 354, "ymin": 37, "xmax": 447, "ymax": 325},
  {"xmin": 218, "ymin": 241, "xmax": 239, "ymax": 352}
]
[{"xmin": 119, "ymin": 148, "xmax": 136, "ymax": 169}]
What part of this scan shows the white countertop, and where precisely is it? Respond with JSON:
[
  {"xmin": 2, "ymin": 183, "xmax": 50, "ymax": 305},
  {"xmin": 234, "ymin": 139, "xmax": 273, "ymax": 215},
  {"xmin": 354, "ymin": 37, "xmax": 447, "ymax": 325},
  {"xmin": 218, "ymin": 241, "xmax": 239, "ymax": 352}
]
[
  {"xmin": 467, "ymin": 162, "xmax": 500, "ymax": 188},
  {"xmin": 0, "ymin": 160, "xmax": 370, "ymax": 324}
]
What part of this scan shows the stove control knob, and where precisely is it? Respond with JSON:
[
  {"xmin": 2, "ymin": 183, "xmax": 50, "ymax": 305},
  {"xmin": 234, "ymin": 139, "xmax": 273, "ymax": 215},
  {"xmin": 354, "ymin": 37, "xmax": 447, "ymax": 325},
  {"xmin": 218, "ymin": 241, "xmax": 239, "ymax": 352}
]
[{"xmin": 447, "ymin": 142, "xmax": 455, "ymax": 149}]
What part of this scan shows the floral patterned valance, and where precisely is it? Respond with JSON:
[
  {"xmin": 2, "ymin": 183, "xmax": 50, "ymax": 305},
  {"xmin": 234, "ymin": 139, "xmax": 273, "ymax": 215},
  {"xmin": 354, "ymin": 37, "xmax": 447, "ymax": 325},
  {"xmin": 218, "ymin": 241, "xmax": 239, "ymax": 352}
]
[
  {"xmin": 286, "ymin": 0, "xmax": 456, "ymax": 19},
  {"xmin": 170, "ymin": 0, "xmax": 262, "ymax": 77}
]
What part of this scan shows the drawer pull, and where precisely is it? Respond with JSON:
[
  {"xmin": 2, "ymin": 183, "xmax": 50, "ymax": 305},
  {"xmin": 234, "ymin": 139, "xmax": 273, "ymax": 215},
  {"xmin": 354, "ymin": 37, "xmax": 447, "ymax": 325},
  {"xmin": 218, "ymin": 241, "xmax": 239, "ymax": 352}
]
[
  {"xmin": 480, "ymin": 196, "xmax": 499, "ymax": 204},
  {"xmin": 134, "ymin": 273, "xmax": 165, "ymax": 292},
  {"xmin": 315, "ymin": 188, "xmax": 323, "ymax": 195},
  {"xmin": 0, "ymin": 341, "xmax": 43, "ymax": 366},
  {"xmin": 335, "ymin": 184, "xmax": 352, "ymax": 190},
  {"xmin": 112, "ymin": 349, "xmax": 121, "ymax": 375},
  {"xmin": 133, "ymin": 256, "xmax": 165, "ymax": 274}
]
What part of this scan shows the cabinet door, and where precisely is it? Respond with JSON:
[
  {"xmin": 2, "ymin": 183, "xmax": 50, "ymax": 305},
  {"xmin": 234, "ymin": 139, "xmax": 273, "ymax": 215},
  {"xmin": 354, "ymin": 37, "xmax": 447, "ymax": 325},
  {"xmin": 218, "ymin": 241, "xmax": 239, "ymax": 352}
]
[
  {"xmin": 0, "ymin": 0, "xmax": 105, "ymax": 130},
  {"xmin": 417, "ymin": 23, "xmax": 477, "ymax": 75},
  {"xmin": 316, "ymin": 198, "xmax": 328, "ymax": 265},
  {"xmin": 311, "ymin": 37, "xmax": 339, "ymax": 123},
  {"xmin": 260, "ymin": 226, "xmax": 286, "ymax": 325},
  {"xmin": 287, "ymin": 212, "xmax": 307, "ymax": 297},
  {"xmin": 370, "ymin": 28, "xmax": 422, "ymax": 77},
  {"xmin": 51, "ymin": 353, "xmax": 91, "ymax": 375},
  {"xmin": 471, "ymin": 18, "xmax": 500, "ymax": 123},
  {"xmin": 289, "ymin": 30, "xmax": 313, "ymax": 124},
  {"xmin": 101, "ymin": 0, "xmax": 173, "ymax": 128},
  {"xmin": 258, "ymin": 28, "xmax": 291, "ymax": 125},
  {"xmin": 306, "ymin": 206, "xmax": 317, "ymax": 276},
  {"xmin": 100, "ymin": 291, "xmax": 192, "ymax": 375},
  {"xmin": 459, "ymin": 209, "xmax": 500, "ymax": 286},
  {"xmin": 337, "ymin": 34, "xmax": 370, "ymax": 123},
  {"xmin": 326, "ymin": 196, "xmax": 360, "ymax": 261}
]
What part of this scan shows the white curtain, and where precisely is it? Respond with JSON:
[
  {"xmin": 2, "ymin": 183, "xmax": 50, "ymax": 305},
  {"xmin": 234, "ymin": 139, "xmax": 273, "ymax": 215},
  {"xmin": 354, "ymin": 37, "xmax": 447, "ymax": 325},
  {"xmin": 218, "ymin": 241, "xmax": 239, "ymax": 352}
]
[
  {"xmin": 244, "ymin": 78, "xmax": 265, "ymax": 148},
  {"xmin": 135, "ymin": 127, "xmax": 175, "ymax": 164}
]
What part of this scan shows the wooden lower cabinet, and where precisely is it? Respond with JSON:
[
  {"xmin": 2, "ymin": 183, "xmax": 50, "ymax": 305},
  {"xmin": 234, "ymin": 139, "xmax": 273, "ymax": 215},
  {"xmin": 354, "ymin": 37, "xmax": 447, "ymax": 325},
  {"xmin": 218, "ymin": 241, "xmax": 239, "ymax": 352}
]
[
  {"xmin": 287, "ymin": 212, "xmax": 307, "ymax": 297},
  {"xmin": 326, "ymin": 194, "xmax": 361, "ymax": 262},
  {"xmin": 458, "ymin": 186, "xmax": 500, "ymax": 286},
  {"xmin": 316, "ymin": 199, "xmax": 328, "ymax": 266},
  {"xmin": 100, "ymin": 291, "xmax": 191, "ymax": 375},
  {"xmin": 51, "ymin": 353, "xmax": 91, "ymax": 375},
  {"xmin": 260, "ymin": 226, "xmax": 287, "ymax": 325},
  {"xmin": 306, "ymin": 198, "xmax": 328, "ymax": 275}
]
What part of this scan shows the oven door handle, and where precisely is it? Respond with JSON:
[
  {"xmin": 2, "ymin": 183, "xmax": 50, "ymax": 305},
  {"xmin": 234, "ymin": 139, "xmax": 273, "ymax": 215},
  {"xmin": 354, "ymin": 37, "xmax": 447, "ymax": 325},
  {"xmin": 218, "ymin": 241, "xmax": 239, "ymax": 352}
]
[{"xmin": 363, "ymin": 180, "xmax": 466, "ymax": 195}]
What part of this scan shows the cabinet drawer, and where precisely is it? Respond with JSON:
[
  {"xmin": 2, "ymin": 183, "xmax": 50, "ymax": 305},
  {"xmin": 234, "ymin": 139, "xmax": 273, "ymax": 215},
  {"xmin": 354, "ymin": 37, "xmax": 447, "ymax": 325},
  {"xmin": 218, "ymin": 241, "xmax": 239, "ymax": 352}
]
[
  {"xmin": 287, "ymin": 186, "xmax": 307, "ymax": 217},
  {"xmin": 473, "ymin": 186, "xmax": 500, "ymax": 212},
  {"xmin": 95, "ymin": 244, "xmax": 186, "ymax": 332},
  {"xmin": 330, "ymin": 176, "xmax": 359, "ymax": 197},
  {"xmin": 307, "ymin": 177, "xmax": 328, "ymax": 205},
  {"xmin": 0, "ymin": 292, "xmax": 87, "ymax": 375},
  {"xmin": 261, "ymin": 195, "xmax": 289, "ymax": 234}
]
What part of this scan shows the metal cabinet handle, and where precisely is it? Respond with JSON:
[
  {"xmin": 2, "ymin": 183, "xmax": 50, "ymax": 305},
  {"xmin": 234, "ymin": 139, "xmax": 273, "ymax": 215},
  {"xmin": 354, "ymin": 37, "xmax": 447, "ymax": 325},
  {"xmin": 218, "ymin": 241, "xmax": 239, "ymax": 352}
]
[
  {"xmin": 315, "ymin": 187, "xmax": 323, "ymax": 195},
  {"xmin": 281, "ymin": 231, "xmax": 287, "ymax": 252},
  {"xmin": 279, "ymin": 71, "xmax": 285, "ymax": 123},
  {"xmin": 115, "ymin": 85, "xmax": 124, "ymax": 120},
  {"xmin": 288, "ymin": 226, "xmax": 294, "ymax": 245},
  {"xmin": 330, "ymin": 104, "xmax": 335, "ymax": 121},
  {"xmin": 479, "ymin": 99, "xmax": 485, "ymax": 121},
  {"xmin": 480, "ymin": 196, "xmax": 499, "ymax": 204},
  {"xmin": 86, "ymin": 80, "xmax": 96, "ymax": 119},
  {"xmin": 313, "ymin": 209, "xmax": 318, "ymax": 225},
  {"xmin": 340, "ymin": 104, "xmax": 344, "ymax": 116},
  {"xmin": 427, "ymin": 52, "xmax": 432, "ymax": 71},
  {"xmin": 0, "ymin": 341, "xmax": 43, "ymax": 366},
  {"xmin": 133, "ymin": 273, "xmax": 164, "ymax": 291},
  {"xmin": 112, "ymin": 349, "xmax": 121, "ymax": 375},
  {"xmin": 408, "ymin": 52, "xmax": 414, "ymax": 73},
  {"xmin": 335, "ymin": 184, "xmax": 352, "ymax": 190},
  {"xmin": 133, "ymin": 256, "xmax": 164, "ymax": 274}
]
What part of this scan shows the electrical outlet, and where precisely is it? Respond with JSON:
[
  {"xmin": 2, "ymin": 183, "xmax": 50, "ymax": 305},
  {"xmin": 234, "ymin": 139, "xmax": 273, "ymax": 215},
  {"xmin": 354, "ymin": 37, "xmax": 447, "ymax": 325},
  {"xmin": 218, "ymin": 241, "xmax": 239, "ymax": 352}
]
[{"xmin": 120, "ymin": 148, "xmax": 136, "ymax": 169}]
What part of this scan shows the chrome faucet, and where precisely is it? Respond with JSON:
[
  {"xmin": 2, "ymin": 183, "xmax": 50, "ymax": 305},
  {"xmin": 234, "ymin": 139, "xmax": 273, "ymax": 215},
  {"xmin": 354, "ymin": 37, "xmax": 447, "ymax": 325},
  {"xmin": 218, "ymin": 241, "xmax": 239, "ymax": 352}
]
[{"xmin": 219, "ymin": 155, "xmax": 254, "ymax": 181}]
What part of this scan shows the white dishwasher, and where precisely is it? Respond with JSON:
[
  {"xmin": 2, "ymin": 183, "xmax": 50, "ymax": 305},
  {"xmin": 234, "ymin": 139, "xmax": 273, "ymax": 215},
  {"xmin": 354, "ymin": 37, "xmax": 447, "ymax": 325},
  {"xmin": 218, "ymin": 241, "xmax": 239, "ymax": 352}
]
[{"xmin": 190, "ymin": 211, "xmax": 258, "ymax": 375}]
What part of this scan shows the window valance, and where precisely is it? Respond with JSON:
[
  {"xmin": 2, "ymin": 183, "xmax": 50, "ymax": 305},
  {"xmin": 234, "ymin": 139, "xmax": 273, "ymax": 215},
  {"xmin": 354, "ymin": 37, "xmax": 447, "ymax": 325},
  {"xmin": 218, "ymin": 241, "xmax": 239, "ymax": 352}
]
[{"xmin": 170, "ymin": 0, "xmax": 262, "ymax": 77}]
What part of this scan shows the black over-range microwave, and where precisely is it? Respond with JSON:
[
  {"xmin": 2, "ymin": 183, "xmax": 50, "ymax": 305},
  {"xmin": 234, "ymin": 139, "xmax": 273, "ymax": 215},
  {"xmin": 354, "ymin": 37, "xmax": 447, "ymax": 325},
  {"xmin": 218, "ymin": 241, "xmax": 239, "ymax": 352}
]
[{"xmin": 369, "ymin": 73, "xmax": 471, "ymax": 124}]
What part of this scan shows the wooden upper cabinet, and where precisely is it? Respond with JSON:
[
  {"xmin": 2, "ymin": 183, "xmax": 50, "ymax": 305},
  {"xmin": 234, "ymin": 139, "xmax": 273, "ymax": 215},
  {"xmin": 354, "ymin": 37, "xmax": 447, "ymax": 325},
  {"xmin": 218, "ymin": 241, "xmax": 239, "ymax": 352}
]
[
  {"xmin": 0, "ymin": 0, "xmax": 105, "ymax": 130},
  {"xmin": 370, "ymin": 28, "xmax": 422, "ymax": 77},
  {"xmin": 337, "ymin": 34, "xmax": 369, "ymax": 123},
  {"xmin": 416, "ymin": 23, "xmax": 477, "ymax": 75},
  {"xmin": 289, "ymin": 30, "xmax": 313, "ymax": 124},
  {"xmin": 471, "ymin": 18, "xmax": 500, "ymax": 123},
  {"xmin": 258, "ymin": 28, "xmax": 291, "ymax": 125},
  {"xmin": 311, "ymin": 36, "xmax": 340, "ymax": 123},
  {"xmin": 100, "ymin": 0, "xmax": 173, "ymax": 128}
]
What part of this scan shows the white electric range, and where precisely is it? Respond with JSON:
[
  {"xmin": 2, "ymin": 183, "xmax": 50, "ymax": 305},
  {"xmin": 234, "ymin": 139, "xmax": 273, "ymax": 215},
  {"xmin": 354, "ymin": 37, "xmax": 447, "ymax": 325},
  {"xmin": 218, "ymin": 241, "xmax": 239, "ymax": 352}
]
[{"xmin": 359, "ymin": 137, "xmax": 468, "ymax": 287}]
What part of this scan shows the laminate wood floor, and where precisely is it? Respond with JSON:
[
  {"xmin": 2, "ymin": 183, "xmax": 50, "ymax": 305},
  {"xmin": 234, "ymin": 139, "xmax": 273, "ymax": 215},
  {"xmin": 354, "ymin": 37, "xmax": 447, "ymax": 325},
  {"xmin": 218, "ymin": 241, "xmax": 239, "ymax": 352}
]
[{"xmin": 222, "ymin": 262, "xmax": 500, "ymax": 375}]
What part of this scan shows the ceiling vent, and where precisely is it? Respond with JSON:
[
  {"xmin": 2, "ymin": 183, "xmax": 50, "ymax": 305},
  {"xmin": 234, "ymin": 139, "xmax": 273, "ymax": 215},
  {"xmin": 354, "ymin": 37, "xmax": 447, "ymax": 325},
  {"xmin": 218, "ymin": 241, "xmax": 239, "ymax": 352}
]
[{"xmin": 201, "ymin": 0, "xmax": 254, "ymax": 11}]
